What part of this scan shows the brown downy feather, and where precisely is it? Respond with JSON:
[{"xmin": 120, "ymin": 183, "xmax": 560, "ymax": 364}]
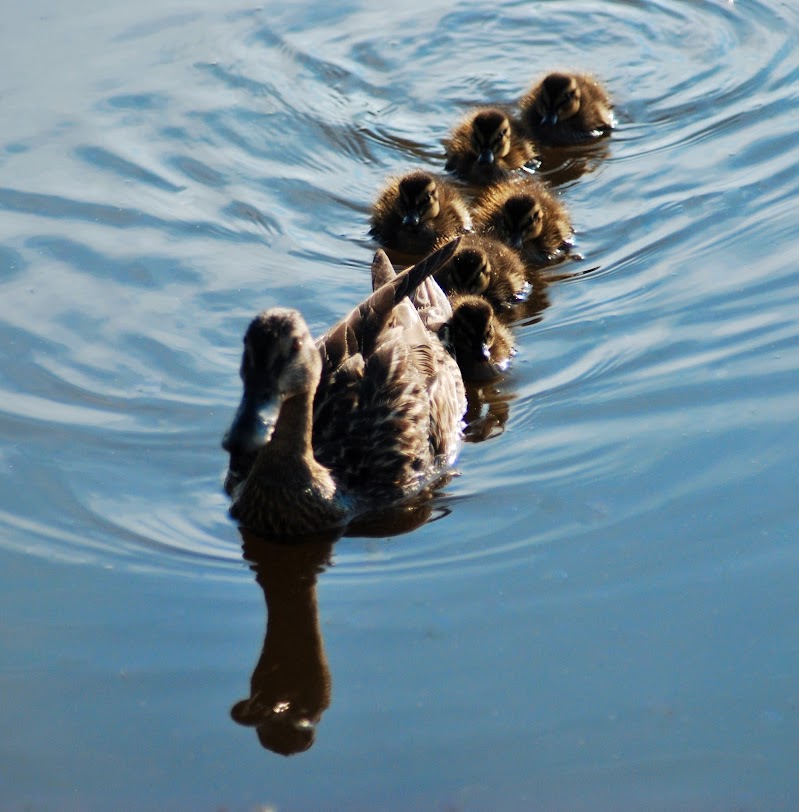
[
  {"xmin": 444, "ymin": 107, "xmax": 538, "ymax": 186},
  {"xmin": 432, "ymin": 233, "xmax": 528, "ymax": 312},
  {"xmin": 471, "ymin": 176, "xmax": 574, "ymax": 269},
  {"xmin": 519, "ymin": 71, "xmax": 614, "ymax": 147},
  {"xmin": 369, "ymin": 170, "xmax": 472, "ymax": 259},
  {"xmin": 440, "ymin": 294, "xmax": 515, "ymax": 382}
]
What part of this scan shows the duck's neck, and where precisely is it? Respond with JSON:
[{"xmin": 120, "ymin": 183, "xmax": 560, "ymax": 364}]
[
  {"xmin": 267, "ymin": 390, "xmax": 316, "ymax": 463},
  {"xmin": 233, "ymin": 389, "xmax": 344, "ymax": 535}
]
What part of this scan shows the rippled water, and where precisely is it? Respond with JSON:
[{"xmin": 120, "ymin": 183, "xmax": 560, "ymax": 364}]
[{"xmin": 3, "ymin": 0, "xmax": 799, "ymax": 808}]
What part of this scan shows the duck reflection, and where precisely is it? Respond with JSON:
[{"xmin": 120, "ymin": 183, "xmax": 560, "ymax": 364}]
[
  {"xmin": 536, "ymin": 140, "xmax": 611, "ymax": 188},
  {"xmin": 231, "ymin": 490, "xmax": 449, "ymax": 756},
  {"xmin": 461, "ymin": 380, "xmax": 515, "ymax": 443},
  {"xmin": 231, "ymin": 530, "xmax": 334, "ymax": 756}
]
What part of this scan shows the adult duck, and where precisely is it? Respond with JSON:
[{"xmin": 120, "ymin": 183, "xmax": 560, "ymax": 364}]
[{"xmin": 223, "ymin": 241, "xmax": 466, "ymax": 537}]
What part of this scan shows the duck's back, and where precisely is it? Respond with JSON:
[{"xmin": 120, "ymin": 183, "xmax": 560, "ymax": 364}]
[{"xmin": 312, "ymin": 245, "xmax": 465, "ymax": 503}]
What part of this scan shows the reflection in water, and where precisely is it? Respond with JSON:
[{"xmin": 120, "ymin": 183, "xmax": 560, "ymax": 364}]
[
  {"xmin": 231, "ymin": 490, "xmax": 452, "ymax": 756},
  {"xmin": 232, "ymin": 531, "xmax": 334, "ymax": 756},
  {"xmin": 462, "ymin": 381, "xmax": 515, "ymax": 444},
  {"xmin": 537, "ymin": 140, "xmax": 611, "ymax": 188}
]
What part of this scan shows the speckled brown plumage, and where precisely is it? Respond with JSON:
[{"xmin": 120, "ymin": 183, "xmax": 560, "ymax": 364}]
[
  {"xmin": 471, "ymin": 176, "xmax": 574, "ymax": 268},
  {"xmin": 440, "ymin": 294, "xmax": 515, "ymax": 382},
  {"xmin": 222, "ymin": 241, "xmax": 466, "ymax": 537},
  {"xmin": 443, "ymin": 107, "xmax": 538, "ymax": 185},
  {"xmin": 519, "ymin": 72, "xmax": 614, "ymax": 146},
  {"xmin": 369, "ymin": 170, "xmax": 472, "ymax": 258},
  {"xmin": 432, "ymin": 233, "xmax": 528, "ymax": 312}
]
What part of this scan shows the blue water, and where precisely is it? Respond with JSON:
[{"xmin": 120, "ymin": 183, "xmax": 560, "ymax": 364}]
[{"xmin": 2, "ymin": 0, "xmax": 799, "ymax": 809}]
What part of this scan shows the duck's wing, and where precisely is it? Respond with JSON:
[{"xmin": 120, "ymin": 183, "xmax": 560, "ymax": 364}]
[
  {"xmin": 411, "ymin": 272, "xmax": 453, "ymax": 334},
  {"xmin": 370, "ymin": 248, "xmax": 397, "ymax": 291},
  {"xmin": 317, "ymin": 237, "xmax": 461, "ymax": 374}
]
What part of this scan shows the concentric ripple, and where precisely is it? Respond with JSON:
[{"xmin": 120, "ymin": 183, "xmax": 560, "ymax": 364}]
[{"xmin": 1, "ymin": 0, "xmax": 798, "ymax": 586}]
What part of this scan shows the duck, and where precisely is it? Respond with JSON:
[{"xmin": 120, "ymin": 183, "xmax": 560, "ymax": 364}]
[
  {"xmin": 471, "ymin": 176, "xmax": 574, "ymax": 268},
  {"xmin": 432, "ymin": 233, "xmax": 529, "ymax": 312},
  {"xmin": 443, "ymin": 107, "xmax": 539, "ymax": 185},
  {"xmin": 440, "ymin": 294, "xmax": 515, "ymax": 382},
  {"xmin": 369, "ymin": 170, "xmax": 472, "ymax": 259},
  {"xmin": 222, "ymin": 240, "xmax": 466, "ymax": 537},
  {"xmin": 518, "ymin": 72, "xmax": 614, "ymax": 146}
]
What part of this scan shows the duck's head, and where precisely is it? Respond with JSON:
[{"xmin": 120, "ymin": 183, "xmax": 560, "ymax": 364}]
[
  {"xmin": 536, "ymin": 73, "xmax": 581, "ymax": 126},
  {"xmin": 442, "ymin": 296, "xmax": 502, "ymax": 368},
  {"xmin": 222, "ymin": 308, "xmax": 320, "ymax": 459},
  {"xmin": 449, "ymin": 247, "xmax": 492, "ymax": 295},
  {"xmin": 397, "ymin": 172, "xmax": 441, "ymax": 228},
  {"xmin": 470, "ymin": 110, "xmax": 512, "ymax": 166},
  {"xmin": 501, "ymin": 194, "xmax": 544, "ymax": 249}
]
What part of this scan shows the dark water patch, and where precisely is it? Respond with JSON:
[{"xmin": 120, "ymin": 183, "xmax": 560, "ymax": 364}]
[
  {"xmin": 166, "ymin": 154, "xmax": 227, "ymax": 188},
  {"xmin": 195, "ymin": 60, "xmax": 282, "ymax": 103},
  {"xmin": 101, "ymin": 91, "xmax": 170, "ymax": 111},
  {"xmin": 25, "ymin": 236, "xmax": 202, "ymax": 288},
  {"xmin": 0, "ymin": 187, "xmax": 262, "ymax": 243},
  {"xmin": 222, "ymin": 200, "xmax": 282, "ymax": 236},
  {"xmin": 0, "ymin": 246, "xmax": 28, "ymax": 278},
  {"xmin": 74, "ymin": 145, "xmax": 184, "ymax": 193}
]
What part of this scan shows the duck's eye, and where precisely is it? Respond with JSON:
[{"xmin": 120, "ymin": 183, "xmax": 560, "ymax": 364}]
[{"xmin": 291, "ymin": 336, "xmax": 302, "ymax": 354}]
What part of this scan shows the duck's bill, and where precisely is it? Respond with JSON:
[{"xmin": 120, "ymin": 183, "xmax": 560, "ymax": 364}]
[{"xmin": 222, "ymin": 390, "xmax": 276, "ymax": 457}]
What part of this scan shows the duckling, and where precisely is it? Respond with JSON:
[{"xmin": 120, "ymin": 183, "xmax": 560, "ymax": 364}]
[
  {"xmin": 369, "ymin": 170, "xmax": 471, "ymax": 258},
  {"xmin": 519, "ymin": 72, "xmax": 614, "ymax": 146},
  {"xmin": 471, "ymin": 177, "xmax": 574, "ymax": 268},
  {"xmin": 440, "ymin": 294, "xmax": 515, "ymax": 382},
  {"xmin": 433, "ymin": 233, "xmax": 528, "ymax": 312},
  {"xmin": 222, "ymin": 240, "xmax": 466, "ymax": 537},
  {"xmin": 444, "ymin": 107, "xmax": 538, "ymax": 185}
]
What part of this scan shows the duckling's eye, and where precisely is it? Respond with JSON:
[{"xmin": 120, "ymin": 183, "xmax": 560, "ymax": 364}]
[{"xmin": 290, "ymin": 336, "xmax": 302, "ymax": 354}]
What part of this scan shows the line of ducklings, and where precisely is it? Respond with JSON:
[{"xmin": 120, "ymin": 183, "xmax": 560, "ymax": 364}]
[
  {"xmin": 369, "ymin": 71, "xmax": 614, "ymax": 384},
  {"xmin": 222, "ymin": 72, "xmax": 613, "ymax": 538}
]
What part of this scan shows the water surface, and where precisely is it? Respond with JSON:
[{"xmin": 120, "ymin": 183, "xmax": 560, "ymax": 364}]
[{"xmin": 2, "ymin": 0, "xmax": 799, "ymax": 809}]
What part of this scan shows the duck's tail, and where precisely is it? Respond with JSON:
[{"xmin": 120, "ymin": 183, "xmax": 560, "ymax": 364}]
[{"xmin": 321, "ymin": 238, "xmax": 461, "ymax": 368}]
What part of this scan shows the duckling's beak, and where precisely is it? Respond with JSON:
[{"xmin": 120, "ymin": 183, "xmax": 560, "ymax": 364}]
[
  {"xmin": 508, "ymin": 233, "xmax": 524, "ymax": 251},
  {"xmin": 402, "ymin": 211, "xmax": 421, "ymax": 228},
  {"xmin": 222, "ymin": 390, "xmax": 274, "ymax": 457},
  {"xmin": 541, "ymin": 112, "xmax": 558, "ymax": 126},
  {"xmin": 477, "ymin": 148, "xmax": 495, "ymax": 166}
]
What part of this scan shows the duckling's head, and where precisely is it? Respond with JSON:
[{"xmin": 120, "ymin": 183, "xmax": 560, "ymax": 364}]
[
  {"xmin": 536, "ymin": 73, "xmax": 581, "ymax": 126},
  {"xmin": 501, "ymin": 194, "xmax": 544, "ymax": 249},
  {"xmin": 470, "ymin": 110, "xmax": 512, "ymax": 165},
  {"xmin": 449, "ymin": 247, "xmax": 492, "ymax": 295},
  {"xmin": 443, "ymin": 296, "xmax": 502, "ymax": 367},
  {"xmin": 397, "ymin": 172, "xmax": 441, "ymax": 227},
  {"xmin": 222, "ymin": 308, "xmax": 320, "ymax": 459}
]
